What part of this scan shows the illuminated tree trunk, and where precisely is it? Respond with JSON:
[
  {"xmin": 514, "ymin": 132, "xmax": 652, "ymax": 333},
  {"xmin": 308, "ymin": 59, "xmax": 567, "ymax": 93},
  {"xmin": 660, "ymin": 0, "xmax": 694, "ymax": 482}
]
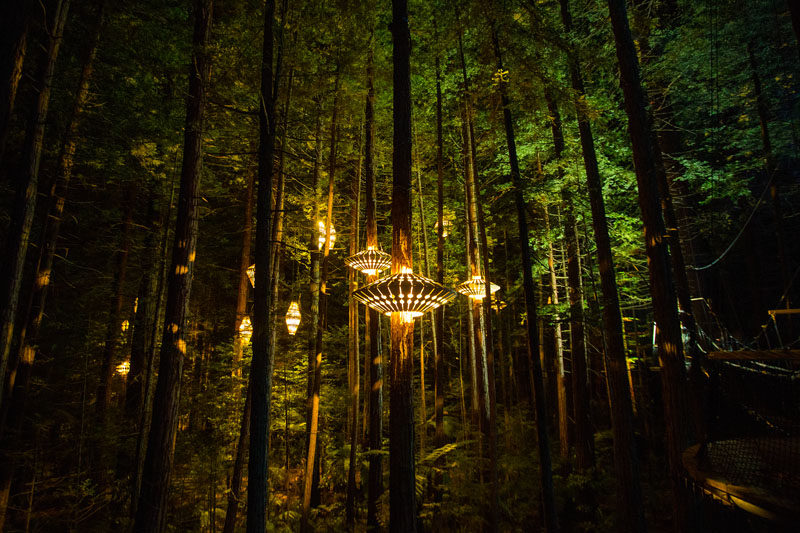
[
  {"xmin": 245, "ymin": 0, "xmax": 277, "ymax": 529},
  {"xmin": 233, "ymin": 168, "xmax": 254, "ymax": 379},
  {"xmin": 363, "ymin": 37, "xmax": 384, "ymax": 531},
  {"xmin": 434, "ymin": 52, "xmax": 446, "ymax": 452},
  {"xmin": 558, "ymin": 1, "xmax": 643, "ymax": 527},
  {"xmin": 133, "ymin": 0, "xmax": 212, "ymax": 529},
  {"xmin": 607, "ymin": 1, "xmax": 689, "ymax": 529},
  {"xmin": 0, "ymin": 0, "xmax": 69, "ymax": 415},
  {"xmin": 97, "ymin": 187, "xmax": 135, "ymax": 421},
  {"xmin": 345, "ymin": 122, "xmax": 362, "ymax": 526},
  {"xmin": 0, "ymin": 0, "xmax": 29, "ymax": 160},
  {"xmin": 491, "ymin": 27, "xmax": 559, "ymax": 533},
  {"xmin": 389, "ymin": 1, "xmax": 417, "ymax": 530},
  {"xmin": 301, "ymin": 69, "xmax": 339, "ymax": 532}
]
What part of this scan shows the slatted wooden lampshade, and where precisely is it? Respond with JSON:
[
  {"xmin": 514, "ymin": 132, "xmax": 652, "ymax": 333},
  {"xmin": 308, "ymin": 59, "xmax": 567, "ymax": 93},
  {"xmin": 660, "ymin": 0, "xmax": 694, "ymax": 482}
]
[
  {"xmin": 239, "ymin": 315, "xmax": 253, "ymax": 343},
  {"xmin": 345, "ymin": 246, "xmax": 392, "ymax": 276},
  {"xmin": 285, "ymin": 301, "xmax": 301, "ymax": 335},
  {"xmin": 116, "ymin": 360, "xmax": 130, "ymax": 376},
  {"xmin": 353, "ymin": 266, "xmax": 456, "ymax": 323},
  {"xmin": 456, "ymin": 275, "xmax": 501, "ymax": 300},
  {"xmin": 246, "ymin": 264, "xmax": 256, "ymax": 287},
  {"xmin": 317, "ymin": 221, "xmax": 336, "ymax": 250}
]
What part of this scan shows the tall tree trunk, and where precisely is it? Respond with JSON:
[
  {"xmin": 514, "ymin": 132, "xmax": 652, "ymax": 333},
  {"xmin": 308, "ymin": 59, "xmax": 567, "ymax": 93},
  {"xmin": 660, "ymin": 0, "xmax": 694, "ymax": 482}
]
[
  {"xmin": 133, "ymin": 1, "xmax": 212, "ymax": 529},
  {"xmin": 363, "ymin": 35, "xmax": 384, "ymax": 530},
  {"xmin": 434, "ymin": 55, "xmax": 445, "ymax": 452},
  {"xmin": 543, "ymin": 205, "xmax": 569, "ymax": 462},
  {"xmin": 0, "ymin": 0, "xmax": 30, "ymax": 161},
  {"xmin": 558, "ymin": 1, "xmax": 644, "ymax": 527},
  {"xmin": 96, "ymin": 187, "xmax": 135, "ymax": 421},
  {"xmin": 345, "ymin": 122, "xmax": 362, "ymax": 526},
  {"xmin": 1, "ymin": 0, "xmax": 104, "ymax": 435},
  {"xmin": 245, "ymin": 0, "xmax": 277, "ymax": 529},
  {"xmin": 223, "ymin": 381, "xmax": 251, "ymax": 533},
  {"xmin": 233, "ymin": 167, "xmax": 255, "ymax": 378},
  {"xmin": 0, "ymin": 0, "xmax": 70, "ymax": 414},
  {"xmin": 301, "ymin": 69, "xmax": 339, "ymax": 532},
  {"xmin": 606, "ymin": 1, "xmax": 689, "ymax": 530},
  {"xmin": 389, "ymin": 1, "xmax": 417, "ymax": 530},
  {"xmin": 491, "ymin": 28, "xmax": 559, "ymax": 533}
]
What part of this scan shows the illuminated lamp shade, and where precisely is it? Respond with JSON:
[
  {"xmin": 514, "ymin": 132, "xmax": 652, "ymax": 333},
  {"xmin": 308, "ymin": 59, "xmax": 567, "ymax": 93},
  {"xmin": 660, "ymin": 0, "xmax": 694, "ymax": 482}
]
[
  {"xmin": 344, "ymin": 246, "xmax": 392, "ymax": 276},
  {"xmin": 239, "ymin": 315, "xmax": 253, "ymax": 343},
  {"xmin": 246, "ymin": 264, "xmax": 256, "ymax": 287},
  {"xmin": 491, "ymin": 297, "xmax": 507, "ymax": 311},
  {"xmin": 433, "ymin": 219, "xmax": 452, "ymax": 237},
  {"xmin": 121, "ymin": 319, "xmax": 130, "ymax": 332},
  {"xmin": 116, "ymin": 360, "xmax": 130, "ymax": 376},
  {"xmin": 352, "ymin": 266, "xmax": 457, "ymax": 323},
  {"xmin": 456, "ymin": 275, "xmax": 501, "ymax": 300},
  {"xmin": 285, "ymin": 301, "xmax": 301, "ymax": 336},
  {"xmin": 317, "ymin": 221, "xmax": 336, "ymax": 250}
]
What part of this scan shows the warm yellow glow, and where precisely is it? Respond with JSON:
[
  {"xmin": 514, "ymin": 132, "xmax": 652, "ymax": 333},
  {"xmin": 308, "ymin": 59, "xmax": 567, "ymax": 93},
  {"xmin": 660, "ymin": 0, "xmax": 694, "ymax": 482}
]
[
  {"xmin": 239, "ymin": 315, "xmax": 253, "ymax": 343},
  {"xmin": 387, "ymin": 310, "xmax": 422, "ymax": 322},
  {"xmin": 400, "ymin": 265, "xmax": 413, "ymax": 274},
  {"xmin": 434, "ymin": 219, "xmax": 452, "ymax": 238},
  {"xmin": 116, "ymin": 360, "xmax": 130, "ymax": 375},
  {"xmin": 344, "ymin": 246, "xmax": 392, "ymax": 276},
  {"xmin": 246, "ymin": 264, "xmax": 255, "ymax": 287},
  {"xmin": 317, "ymin": 221, "xmax": 336, "ymax": 250},
  {"xmin": 121, "ymin": 320, "xmax": 130, "ymax": 332},
  {"xmin": 285, "ymin": 301, "xmax": 301, "ymax": 335},
  {"xmin": 133, "ymin": 297, "xmax": 138, "ymax": 313},
  {"xmin": 456, "ymin": 275, "xmax": 501, "ymax": 300}
]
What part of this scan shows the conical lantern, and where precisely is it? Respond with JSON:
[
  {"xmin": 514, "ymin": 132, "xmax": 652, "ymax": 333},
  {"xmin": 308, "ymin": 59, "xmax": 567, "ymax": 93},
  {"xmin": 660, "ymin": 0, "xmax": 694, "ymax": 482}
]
[
  {"xmin": 121, "ymin": 319, "xmax": 130, "ymax": 332},
  {"xmin": 456, "ymin": 275, "xmax": 501, "ymax": 300},
  {"xmin": 345, "ymin": 246, "xmax": 392, "ymax": 276},
  {"xmin": 317, "ymin": 221, "xmax": 336, "ymax": 250},
  {"xmin": 353, "ymin": 266, "xmax": 456, "ymax": 323},
  {"xmin": 239, "ymin": 315, "xmax": 253, "ymax": 343},
  {"xmin": 116, "ymin": 360, "xmax": 130, "ymax": 376},
  {"xmin": 246, "ymin": 264, "xmax": 256, "ymax": 287},
  {"xmin": 285, "ymin": 301, "xmax": 301, "ymax": 335}
]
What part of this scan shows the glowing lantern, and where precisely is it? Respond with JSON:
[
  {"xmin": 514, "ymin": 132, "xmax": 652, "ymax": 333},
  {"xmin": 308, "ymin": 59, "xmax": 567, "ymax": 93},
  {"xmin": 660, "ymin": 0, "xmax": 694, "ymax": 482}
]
[
  {"xmin": 352, "ymin": 266, "xmax": 456, "ymax": 323},
  {"xmin": 116, "ymin": 360, "xmax": 130, "ymax": 376},
  {"xmin": 456, "ymin": 275, "xmax": 501, "ymax": 300},
  {"xmin": 491, "ymin": 297, "xmax": 507, "ymax": 311},
  {"xmin": 121, "ymin": 320, "xmax": 130, "ymax": 332},
  {"xmin": 285, "ymin": 302, "xmax": 301, "ymax": 335},
  {"xmin": 344, "ymin": 246, "xmax": 392, "ymax": 276},
  {"xmin": 433, "ymin": 219, "xmax": 452, "ymax": 238},
  {"xmin": 133, "ymin": 298, "xmax": 138, "ymax": 313},
  {"xmin": 317, "ymin": 221, "xmax": 336, "ymax": 250},
  {"xmin": 239, "ymin": 315, "xmax": 253, "ymax": 343},
  {"xmin": 246, "ymin": 264, "xmax": 256, "ymax": 287}
]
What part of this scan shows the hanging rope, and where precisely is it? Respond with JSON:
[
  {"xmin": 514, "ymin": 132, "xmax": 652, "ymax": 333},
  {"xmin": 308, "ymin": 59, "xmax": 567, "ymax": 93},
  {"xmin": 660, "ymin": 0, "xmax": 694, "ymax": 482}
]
[{"xmin": 690, "ymin": 174, "xmax": 774, "ymax": 271}]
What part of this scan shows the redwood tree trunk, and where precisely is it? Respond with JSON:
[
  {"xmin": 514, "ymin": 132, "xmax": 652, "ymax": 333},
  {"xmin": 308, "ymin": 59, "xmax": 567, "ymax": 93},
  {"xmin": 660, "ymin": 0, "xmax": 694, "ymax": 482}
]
[
  {"xmin": 491, "ymin": 29, "xmax": 559, "ymax": 533},
  {"xmin": 133, "ymin": 1, "xmax": 212, "ymax": 529},
  {"xmin": 0, "ymin": 0, "xmax": 30, "ymax": 160},
  {"xmin": 0, "ymin": 0, "xmax": 70, "ymax": 413},
  {"xmin": 245, "ymin": 0, "xmax": 277, "ymax": 529},
  {"xmin": 233, "ymin": 167, "xmax": 255, "ymax": 378},
  {"xmin": 607, "ymin": 1, "xmax": 689, "ymax": 529},
  {"xmin": 558, "ymin": 1, "xmax": 644, "ymax": 528},
  {"xmin": 389, "ymin": 1, "xmax": 417, "ymax": 530}
]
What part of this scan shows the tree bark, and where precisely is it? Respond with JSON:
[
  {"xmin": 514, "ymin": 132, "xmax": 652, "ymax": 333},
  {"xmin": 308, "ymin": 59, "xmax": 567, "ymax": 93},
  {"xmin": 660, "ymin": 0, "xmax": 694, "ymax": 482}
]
[
  {"xmin": 0, "ymin": 0, "xmax": 30, "ymax": 161},
  {"xmin": 245, "ymin": 0, "xmax": 277, "ymax": 529},
  {"xmin": 363, "ymin": 35, "xmax": 384, "ymax": 530},
  {"xmin": 233, "ymin": 167, "xmax": 255, "ymax": 378},
  {"xmin": 389, "ymin": 1, "xmax": 417, "ymax": 530},
  {"xmin": 558, "ymin": 0, "xmax": 644, "ymax": 527},
  {"xmin": 345, "ymin": 118, "xmax": 362, "ymax": 526},
  {"xmin": 301, "ymin": 69, "xmax": 339, "ymax": 532},
  {"xmin": 491, "ymin": 28, "xmax": 559, "ymax": 533},
  {"xmin": 0, "ymin": 0, "xmax": 70, "ymax": 415},
  {"xmin": 434, "ymin": 52, "xmax": 446, "ymax": 452},
  {"xmin": 133, "ymin": 1, "xmax": 212, "ymax": 529},
  {"xmin": 606, "ymin": 1, "xmax": 689, "ymax": 530}
]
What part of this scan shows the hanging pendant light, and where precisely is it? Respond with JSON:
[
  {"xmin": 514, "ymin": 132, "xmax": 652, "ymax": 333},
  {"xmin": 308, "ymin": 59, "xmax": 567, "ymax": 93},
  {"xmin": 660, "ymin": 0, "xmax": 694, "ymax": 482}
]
[
  {"xmin": 116, "ymin": 360, "xmax": 130, "ymax": 376},
  {"xmin": 285, "ymin": 301, "xmax": 301, "ymax": 335},
  {"xmin": 433, "ymin": 219, "xmax": 452, "ymax": 238},
  {"xmin": 239, "ymin": 315, "xmax": 253, "ymax": 344},
  {"xmin": 491, "ymin": 297, "xmax": 507, "ymax": 311},
  {"xmin": 456, "ymin": 275, "xmax": 501, "ymax": 300},
  {"xmin": 246, "ymin": 264, "xmax": 256, "ymax": 287},
  {"xmin": 317, "ymin": 221, "xmax": 336, "ymax": 250},
  {"xmin": 121, "ymin": 319, "xmax": 130, "ymax": 332},
  {"xmin": 353, "ymin": 266, "xmax": 456, "ymax": 323},
  {"xmin": 345, "ymin": 245, "xmax": 392, "ymax": 276}
]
